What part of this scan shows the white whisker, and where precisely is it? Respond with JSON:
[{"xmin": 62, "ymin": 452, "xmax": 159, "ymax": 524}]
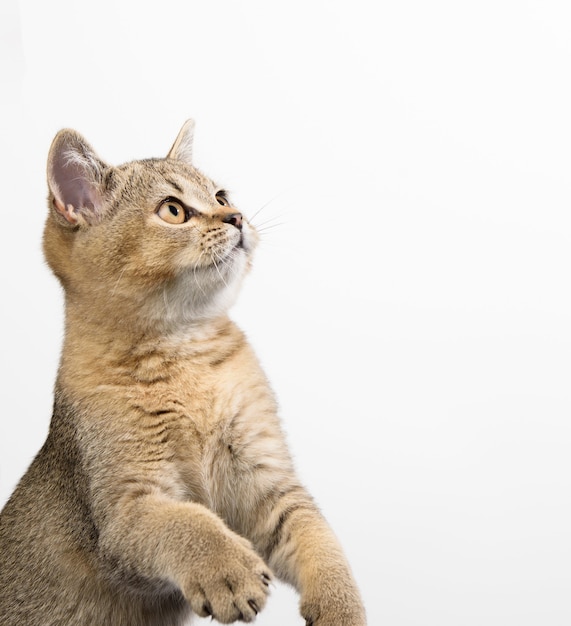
[
  {"xmin": 248, "ymin": 187, "xmax": 299, "ymax": 226},
  {"xmin": 251, "ymin": 208, "xmax": 292, "ymax": 229},
  {"xmin": 248, "ymin": 193, "xmax": 284, "ymax": 224},
  {"xmin": 211, "ymin": 250, "xmax": 230, "ymax": 288},
  {"xmin": 111, "ymin": 266, "xmax": 128, "ymax": 297},
  {"xmin": 256, "ymin": 221, "xmax": 286, "ymax": 233},
  {"xmin": 192, "ymin": 249, "xmax": 209, "ymax": 298}
]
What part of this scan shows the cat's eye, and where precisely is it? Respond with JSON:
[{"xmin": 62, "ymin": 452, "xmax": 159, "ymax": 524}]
[
  {"xmin": 215, "ymin": 191, "xmax": 230, "ymax": 207},
  {"xmin": 157, "ymin": 199, "xmax": 187, "ymax": 224}
]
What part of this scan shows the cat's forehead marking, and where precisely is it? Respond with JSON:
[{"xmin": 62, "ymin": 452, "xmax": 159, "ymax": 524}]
[
  {"xmin": 121, "ymin": 159, "xmax": 220, "ymax": 212},
  {"xmin": 159, "ymin": 160, "xmax": 216, "ymax": 195},
  {"xmin": 164, "ymin": 171, "xmax": 220, "ymax": 212},
  {"xmin": 164, "ymin": 178, "xmax": 184, "ymax": 195}
]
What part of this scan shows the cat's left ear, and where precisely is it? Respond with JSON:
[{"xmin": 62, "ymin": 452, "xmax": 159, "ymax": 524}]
[
  {"xmin": 47, "ymin": 129, "xmax": 110, "ymax": 226},
  {"xmin": 167, "ymin": 119, "xmax": 195, "ymax": 164}
]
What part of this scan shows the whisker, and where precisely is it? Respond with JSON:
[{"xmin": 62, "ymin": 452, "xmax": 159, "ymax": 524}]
[
  {"xmin": 256, "ymin": 222, "xmax": 286, "ymax": 233},
  {"xmin": 248, "ymin": 191, "xmax": 288, "ymax": 224},
  {"xmin": 248, "ymin": 187, "xmax": 300, "ymax": 226},
  {"xmin": 211, "ymin": 250, "xmax": 230, "ymax": 288},
  {"xmin": 251, "ymin": 206, "xmax": 294, "ymax": 228},
  {"xmin": 192, "ymin": 249, "xmax": 209, "ymax": 298},
  {"xmin": 111, "ymin": 266, "xmax": 128, "ymax": 297},
  {"xmin": 252, "ymin": 213, "xmax": 289, "ymax": 229}
]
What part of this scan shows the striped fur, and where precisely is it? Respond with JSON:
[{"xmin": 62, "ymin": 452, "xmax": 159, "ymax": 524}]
[{"xmin": 0, "ymin": 121, "xmax": 366, "ymax": 625}]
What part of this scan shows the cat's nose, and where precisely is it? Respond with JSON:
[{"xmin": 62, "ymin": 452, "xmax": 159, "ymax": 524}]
[{"xmin": 222, "ymin": 212, "xmax": 243, "ymax": 231}]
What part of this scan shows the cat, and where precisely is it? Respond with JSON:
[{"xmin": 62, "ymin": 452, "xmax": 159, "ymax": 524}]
[{"xmin": 0, "ymin": 120, "xmax": 366, "ymax": 625}]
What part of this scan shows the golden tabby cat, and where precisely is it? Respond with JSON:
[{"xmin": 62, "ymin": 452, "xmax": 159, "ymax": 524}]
[{"xmin": 0, "ymin": 121, "xmax": 366, "ymax": 625}]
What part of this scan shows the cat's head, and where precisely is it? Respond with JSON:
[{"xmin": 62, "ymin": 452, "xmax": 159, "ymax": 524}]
[{"xmin": 43, "ymin": 120, "xmax": 258, "ymax": 330}]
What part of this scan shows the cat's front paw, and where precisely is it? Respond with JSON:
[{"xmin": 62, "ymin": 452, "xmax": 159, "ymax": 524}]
[{"xmin": 185, "ymin": 534, "xmax": 271, "ymax": 623}]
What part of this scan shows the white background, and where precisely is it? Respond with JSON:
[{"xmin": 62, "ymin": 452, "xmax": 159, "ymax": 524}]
[{"xmin": 1, "ymin": 1, "xmax": 571, "ymax": 624}]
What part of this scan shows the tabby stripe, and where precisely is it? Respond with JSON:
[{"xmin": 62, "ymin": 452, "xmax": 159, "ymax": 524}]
[
  {"xmin": 265, "ymin": 502, "xmax": 314, "ymax": 557},
  {"xmin": 209, "ymin": 338, "xmax": 245, "ymax": 368},
  {"xmin": 165, "ymin": 178, "xmax": 184, "ymax": 194},
  {"xmin": 263, "ymin": 484, "xmax": 314, "ymax": 554},
  {"xmin": 131, "ymin": 430, "xmax": 169, "ymax": 442},
  {"xmin": 135, "ymin": 376, "xmax": 171, "ymax": 386},
  {"xmin": 265, "ymin": 484, "xmax": 306, "ymax": 505}
]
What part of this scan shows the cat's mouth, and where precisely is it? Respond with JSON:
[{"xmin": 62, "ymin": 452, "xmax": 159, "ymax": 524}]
[
  {"xmin": 204, "ymin": 237, "xmax": 246, "ymax": 272},
  {"xmin": 228, "ymin": 231, "xmax": 249, "ymax": 255},
  {"xmin": 196, "ymin": 227, "xmax": 254, "ymax": 275},
  {"xmin": 229, "ymin": 236, "xmax": 246, "ymax": 258}
]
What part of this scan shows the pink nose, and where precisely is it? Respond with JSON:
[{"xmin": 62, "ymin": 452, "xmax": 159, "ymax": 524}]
[{"xmin": 222, "ymin": 212, "xmax": 243, "ymax": 231}]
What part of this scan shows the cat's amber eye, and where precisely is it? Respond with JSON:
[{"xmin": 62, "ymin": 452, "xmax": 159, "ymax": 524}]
[
  {"xmin": 215, "ymin": 191, "xmax": 230, "ymax": 207},
  {"xmin": 157, "ymin": 200, "xmax": 187, "ymax": 224}
]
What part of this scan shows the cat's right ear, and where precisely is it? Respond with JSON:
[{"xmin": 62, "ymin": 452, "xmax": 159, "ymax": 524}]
[
  {"xmin": 167, "ymin": 119, "xmax": 195, "ymax": 165},
  {"xmin": 47, "ymin": 129, "xmax": 109, "ymax": 226}
]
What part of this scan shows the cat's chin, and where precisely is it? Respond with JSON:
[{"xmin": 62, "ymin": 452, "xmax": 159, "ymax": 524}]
[{"xmin": 148, "ymin": 252, "xmax": 249, "ymax": 328}]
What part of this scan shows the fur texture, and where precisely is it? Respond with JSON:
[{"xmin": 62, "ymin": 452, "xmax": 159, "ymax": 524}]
[{"xmin": 0, "ymin": 121, "xmax": 366, "ymax": 625}]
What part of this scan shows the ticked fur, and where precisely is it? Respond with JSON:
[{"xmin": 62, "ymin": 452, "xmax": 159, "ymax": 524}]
[{"xmin": 0, "ymin": 121, "xmax": 366, "ymax": 625}]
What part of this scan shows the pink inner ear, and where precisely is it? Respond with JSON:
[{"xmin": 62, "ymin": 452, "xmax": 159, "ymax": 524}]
[
  {"xmin": 53, "ymin": 196, "xmax": 79, "ymax": 224},
  {"xmin": 50, "ymin": 152, "xmax": 101, "ymax": 220},
  {"xmin": 48, "ymin": 130, "xmax": 107, "ymax": 226}
]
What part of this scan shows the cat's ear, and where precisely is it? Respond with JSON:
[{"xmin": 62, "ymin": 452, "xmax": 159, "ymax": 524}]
[
  {"xmin": 167, "ymin": 119, "xmax": 195, "ymax": 164},
  {"xmin": 47, "ymin": 129, "xmax": 109, "ymax": 226}
]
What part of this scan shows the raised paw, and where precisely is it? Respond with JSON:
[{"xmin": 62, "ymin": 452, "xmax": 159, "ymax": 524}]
[
  {"xmin": 185, "ymin": 541, "xmax": 272, "ymax": 623},
  {"xmin": 188, "ymin": 570, "xmax": 270, "ymax": 623}
]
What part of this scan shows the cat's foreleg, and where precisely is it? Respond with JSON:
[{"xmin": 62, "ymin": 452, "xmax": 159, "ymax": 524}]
[
  {"xmin": 99, "ymin": 494, "xmax": 271, "ymax": 622},
  {"xmin": 254, "ymin": 484, "xmax": 367, "ymax": 626}
]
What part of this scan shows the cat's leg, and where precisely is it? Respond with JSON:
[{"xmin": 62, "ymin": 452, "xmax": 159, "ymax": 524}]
[
  {"xmin": 99, "ymin": 494, "xmax": 271, "ymax": 623},
  {"xmin": 251, "ymin": 482, "xmax": 367, "ymax": 626}
]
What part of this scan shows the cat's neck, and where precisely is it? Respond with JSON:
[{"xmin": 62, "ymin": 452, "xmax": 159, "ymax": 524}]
[
  {"xmin": 65, "ymin": 299, "xmax": 233, "ymax": 349},
  {"xmin": 58, "ymin": 300, "xmax": 237, "ymax": 387}
]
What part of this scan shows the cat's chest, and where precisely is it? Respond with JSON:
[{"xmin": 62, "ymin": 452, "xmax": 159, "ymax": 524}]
[
  {"xmin": 133, "ymin": 364, "xmax": 246, "ymax": 457},
  {"xmin": 128, "ymin": 352, "xmax": 284, "ymax": 518}
]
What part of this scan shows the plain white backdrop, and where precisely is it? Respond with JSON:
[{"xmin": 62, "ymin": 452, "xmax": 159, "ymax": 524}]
[{"xmin": 1, "ymin": 1, "xmax": 571, "ymax": 624}]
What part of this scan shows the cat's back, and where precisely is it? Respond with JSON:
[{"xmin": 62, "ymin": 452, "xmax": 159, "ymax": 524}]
[{"xmin": 0, "ymin": 422, "xmax": 99, "ymax": 624}]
